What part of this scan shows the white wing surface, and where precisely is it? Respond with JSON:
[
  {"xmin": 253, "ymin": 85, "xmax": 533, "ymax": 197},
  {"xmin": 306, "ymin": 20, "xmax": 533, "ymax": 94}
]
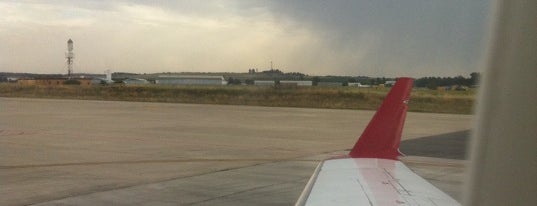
[{"xmin": 298, "ymin": 158, "xmax": 460, "ymax": 206}]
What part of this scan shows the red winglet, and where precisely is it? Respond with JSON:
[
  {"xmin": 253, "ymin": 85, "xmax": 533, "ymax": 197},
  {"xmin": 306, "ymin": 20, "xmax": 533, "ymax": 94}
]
[{"xmin": 349, "ymin": 77, "xmax": 413, "ymax": 160}]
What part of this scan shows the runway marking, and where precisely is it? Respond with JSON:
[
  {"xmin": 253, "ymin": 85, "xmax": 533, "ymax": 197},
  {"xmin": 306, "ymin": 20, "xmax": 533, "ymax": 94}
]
[
  {"xmin": 0, "ymin": 158, "xmax": 319, "ymax": 169},
  {"xmin": 182, "ymin": 178, "xmax": 310, "ymax": 206},
  {"xmin": 0, "ymin": 129, "xmax": 26, "ymax": 136},
  {"xmin": 24, "ymin": 160, "xmax": 317, "ymax": 205}
]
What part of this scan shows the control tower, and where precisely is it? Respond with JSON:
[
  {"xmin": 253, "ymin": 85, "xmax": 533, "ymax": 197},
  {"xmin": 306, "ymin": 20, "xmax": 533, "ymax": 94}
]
[{"xmin": 66, "ymin": 39, "xmax": 74, "ymax": 79}]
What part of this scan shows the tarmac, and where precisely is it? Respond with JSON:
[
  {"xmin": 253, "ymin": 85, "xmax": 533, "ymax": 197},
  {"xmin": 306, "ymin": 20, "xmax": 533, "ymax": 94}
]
[{"xmin": 0, "ymin": 98, "xmax": 473, "ymax": 205}]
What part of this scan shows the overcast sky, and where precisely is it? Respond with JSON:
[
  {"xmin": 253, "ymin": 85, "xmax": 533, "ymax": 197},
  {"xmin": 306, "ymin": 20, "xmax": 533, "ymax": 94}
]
[{"xmin": 0, "ymin": 0, "xmax": 491, "ymax": 77}]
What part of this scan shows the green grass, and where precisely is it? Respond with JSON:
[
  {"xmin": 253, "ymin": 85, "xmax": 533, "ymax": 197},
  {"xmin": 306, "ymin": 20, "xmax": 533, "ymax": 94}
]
[{"xmin": 0, "ymin": 84, "xmax": 475, "ymax": 114}]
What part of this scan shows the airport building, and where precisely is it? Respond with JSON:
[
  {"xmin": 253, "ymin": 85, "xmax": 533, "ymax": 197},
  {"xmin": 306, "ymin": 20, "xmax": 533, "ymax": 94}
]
[
  {"xmin": 348, "ymin": 83, "xmax": 371, "ymax": 88},
  {"xmin": 254, "ymin": 80, "xmax": 275, "ymax": 86},
  {"xmin": 155, "ymin": 75, "xmax": 226, "ymax": 86},
  {"xmin": 317, "ymin": 82, "xmax": 342, "ymax": 87},
  {"xmin": 91, "ymin": 78, "xmax": 108, "ymax": 85},
  {"xmin": 123, "ymin": 78, "xmax": 149, "ymax": 85},
  {"xmin": 254, "ymin": 80, "xmax": 312, "ymax": 87},
  {"xmin": 384, "ymin": 81, "xmax": 396, "ymax": 86},
  {"xmin": 279, "ymin": 80, "xmax": 313, "ymax": 86}
]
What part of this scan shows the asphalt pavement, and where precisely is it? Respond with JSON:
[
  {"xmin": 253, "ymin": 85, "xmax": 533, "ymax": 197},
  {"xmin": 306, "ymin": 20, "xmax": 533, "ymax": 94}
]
[{"xmin": 0, "ymin": 98, "xmax": 473, "ymax": 205}]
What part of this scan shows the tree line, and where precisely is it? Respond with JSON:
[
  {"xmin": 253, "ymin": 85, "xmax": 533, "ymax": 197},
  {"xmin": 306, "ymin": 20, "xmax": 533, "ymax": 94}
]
[
  {"xmin": 1, "ymin": 71, "xmax": 481, "ymax": 90},
  {"xmin": 414, "ymin": 72, "xmax": 480, "ymax": 89}
]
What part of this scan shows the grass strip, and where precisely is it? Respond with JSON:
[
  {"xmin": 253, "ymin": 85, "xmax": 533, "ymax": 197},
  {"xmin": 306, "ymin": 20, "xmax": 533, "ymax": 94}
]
[{"xmin": 0, "ymin": 84, "xmax": 475, "ymax": 114}]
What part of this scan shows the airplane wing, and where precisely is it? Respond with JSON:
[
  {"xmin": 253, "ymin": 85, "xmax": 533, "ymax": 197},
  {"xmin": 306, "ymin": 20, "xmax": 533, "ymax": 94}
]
[{"xmin": 295, "ymin": 78, "xmax": 461, "ymax": 206}]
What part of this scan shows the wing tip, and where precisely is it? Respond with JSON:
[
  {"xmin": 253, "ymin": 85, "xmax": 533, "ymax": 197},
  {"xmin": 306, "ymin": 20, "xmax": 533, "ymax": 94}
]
[{"xmin": 348, "ymin": 77, "xmax": 414, "ymax": 160}]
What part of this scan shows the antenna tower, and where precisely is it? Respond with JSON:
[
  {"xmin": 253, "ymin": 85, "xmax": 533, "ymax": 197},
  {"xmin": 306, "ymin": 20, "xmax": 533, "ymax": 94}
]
[{"xmin": 66, "ymin": 39, "xmax": 74, "ymax": 79}]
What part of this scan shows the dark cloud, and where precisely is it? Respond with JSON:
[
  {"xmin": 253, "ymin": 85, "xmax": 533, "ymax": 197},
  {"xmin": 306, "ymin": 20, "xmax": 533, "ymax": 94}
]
[{"xmin": 251, "ymin": 0, "xmax": 491, "ymax": 76}]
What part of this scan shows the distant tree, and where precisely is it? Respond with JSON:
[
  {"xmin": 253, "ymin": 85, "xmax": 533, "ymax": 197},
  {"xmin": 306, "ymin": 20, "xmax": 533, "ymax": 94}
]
[
  {"xmin": 227, "ymin": 77, "xmax": 241, "ymax": 85},
  {"xmin": 454, "ymin": 75, "xmax": 465, "ymax": 85},
  {"xmin": 261, "ymin": 69, "xmax": 284, "ymax": 75},
  {"xmin": 285, "ymin": 72, "xmax": 306, "ymax": 80},
  {"xmin": 470, "ymin": 72, "xmax": 480, "ymax": 85},
  {"xmin": 415, "ymin": 75, "xmax": 475, "ymax": 90},
  {"xmin": 375, "ymin": 78, "xmax": 381, "ymax": 85},
  {"xmin": 312, "ymin": 77, "xmax": 320, "ymax": 86},
  {"xmin": 426, "ymin": 80, "xmax": 438, "ymax": 90},
  {"xmin": 244, "ymin": 79, "xmax": 254, "ymax": 85}
]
